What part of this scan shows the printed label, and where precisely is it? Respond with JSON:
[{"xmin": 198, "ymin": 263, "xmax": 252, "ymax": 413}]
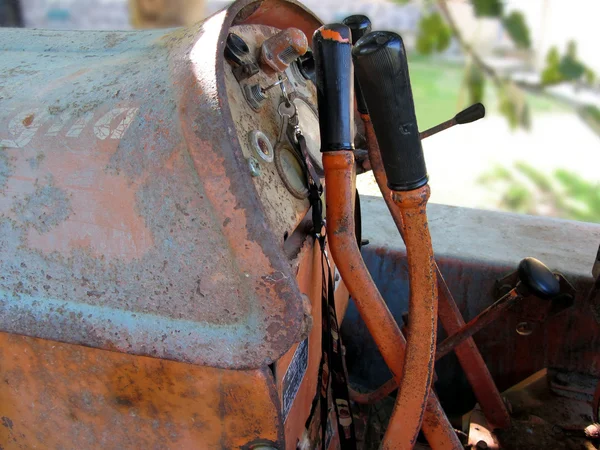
[
  {"xmin": 0, "ymin": 106, "xmax": 139, "ymax": 148},
  {"xmin": 282, "ymin": 338, "xmax": 309, "ymax": 422}
]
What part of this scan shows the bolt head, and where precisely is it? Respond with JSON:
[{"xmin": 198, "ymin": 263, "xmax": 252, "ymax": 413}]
[{"xmin": 248, "ymin": 157, "xmax": 261, "ymax": 177}]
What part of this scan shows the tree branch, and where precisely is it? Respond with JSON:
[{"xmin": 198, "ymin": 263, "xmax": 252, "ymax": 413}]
[{"xmin": 436, "ymin": 0, "xmax": 503, "ymax": 87}]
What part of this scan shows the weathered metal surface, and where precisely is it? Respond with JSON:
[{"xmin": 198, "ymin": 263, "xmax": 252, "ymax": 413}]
[
  {"xmin": 0, "ymin": 331, "xmax": 283, "ymax": 449},
  {"xmin": 386, "ymin": 185, "xmax": 438, "ymax": 449},
  {"xmin": 436, "ymin": 289, "xmax": 520, "ymax": 360},
  {"xmin": 0, "ymin": 0, "xmax": 322, "ymax": 369},
  {"xmin": 224, "ymin": 24, "xmax": 316, "ymax": 242},
  {"xmin": 344, "ymin": 195, "xmax": 600, "ymax": 417},
  {"xmin": 323, "ymin": 151, "xmax": 462, "ymax": 449},
  {"xmin": 361, "ymin": 114, "xmax": 511, "ymax": 429}
]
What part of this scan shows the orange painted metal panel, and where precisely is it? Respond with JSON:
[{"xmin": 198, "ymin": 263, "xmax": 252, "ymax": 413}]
[{"xmin": 0, "ymin": 332, "xmax": 283, "ymax": 449}]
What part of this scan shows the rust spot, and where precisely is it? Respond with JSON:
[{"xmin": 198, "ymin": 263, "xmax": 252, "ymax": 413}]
[
  {"xmin": 114, "ymin": 396, "xmax": 134, "ymax": 407},
  {"xmin": 22, "ymin": 114, "xmax": 34, "ymax": 127},
  {"xmin": 104, "ymin": 33, "xmax": 126, "ymax": 49},
  {"xmin": 319, "ymin": 28, "xmax": 350, "ymax": 43},
  {"xmin": 1, "ymin": 417, "xmax": 13, "ymax": 429},
  {"xmin": 0, "ymin": 152, "xmax": 14, "ymax": 192}
]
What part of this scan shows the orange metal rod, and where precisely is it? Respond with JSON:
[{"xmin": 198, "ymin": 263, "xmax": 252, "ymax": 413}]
[
  {"xmin": 362, "ymin": 114, "xmax": 511, "ymax": 429},
  {"xmin": 383, "ymin": 185, "xmax": 438, "ymax": 450},
  {"xmin": 323, "ymin": 151, "xmax": 462, "ymax": 450}
]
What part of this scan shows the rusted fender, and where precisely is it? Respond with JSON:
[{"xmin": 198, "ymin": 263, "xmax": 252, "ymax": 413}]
[
  {"xmin": 0, "ymin": 0, "xmax": 321, "ymax": 369},
  {"xmin": 0, "ymin": 331, "xmax": 283, "ymax": 449}
]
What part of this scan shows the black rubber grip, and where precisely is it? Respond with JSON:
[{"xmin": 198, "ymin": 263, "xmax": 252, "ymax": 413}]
[
  {"xmin": 353, "ymin": 31, "xmax": 427, "ymax": 191},
  {"xmin": 455, "ymin": 102, "xmax": 485, "ymax": 124},
  {"xmin": 517, "ymin": 257, "xmax": 560, "ymax": 299},
  {"xmin": 313, "ymin": 24, "xmax": 355, "ymax": 151},
  {"xmin": 342, "ymin": 15, "xmax": 372, "ymax": 114}
]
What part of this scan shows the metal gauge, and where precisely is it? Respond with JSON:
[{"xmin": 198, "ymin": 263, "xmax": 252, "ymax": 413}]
[
  {"xmin": 293, "ymin": 97, "xmax": 323, "ymax": 175},
  {"xmin": 275, "ymin": 144, "xmax": 309, "ymax": 200}
]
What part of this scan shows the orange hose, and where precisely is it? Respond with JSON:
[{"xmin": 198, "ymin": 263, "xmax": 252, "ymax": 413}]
[
  {"xmin": 323, "ymin": 151, "xmax": 462, "ymax": 450},
  {"xmin": 362, "ymin": 113, "xmax": 511, "ymax": 430}
]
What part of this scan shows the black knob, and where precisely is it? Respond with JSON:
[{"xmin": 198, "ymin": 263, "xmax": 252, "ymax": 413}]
[
  {"xmin": 297, "ymin": 49, "xmax": 315, "ymax": 82},
  {"xmin": 343, "ymin": 14, "xmax": 371, "ymax": 38},
  {"xmin": 353, "ymin": 31, "xmax": 427, "ymax": 191},
  {"xmin": 313, "ymin": 24, "xmax": 355, "ymax": 152},
  {"xmin": 224, "ymin": 33, "xmax": 249, "ymax": 66},
  {"xmin": 343, "ymin": 15, "xmax": 372, "ymax": 114},
  {"xmin": 455, "ymin": 103, "xmax": 485, "ymax": 124},
  {"xmin": 517, "ymin": 257, "xmax": 560, "ymax": 299}
]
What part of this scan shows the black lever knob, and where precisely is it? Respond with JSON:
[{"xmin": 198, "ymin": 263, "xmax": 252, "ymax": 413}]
[
  {"xmin": 313, "ymin": 24, "xmax": 355, "ymax": 152},
  {"xmin": 342, "ymin": 15, "xmax": 372, "ymax": 114},
  {"xmin": 455, "ymin": 102, "xmax": 485, "ymax": 124},
  {"xmin": 517, "ymin": 257, "xmax": 560, "ymax": 299},
  {"xmin": 353, "ymin": 31, "xmax": 426, "ymax": 191}
]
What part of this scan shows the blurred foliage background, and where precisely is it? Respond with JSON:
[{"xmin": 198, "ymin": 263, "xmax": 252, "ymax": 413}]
[{"xmin": 381, "ymin": 0, "xmax": 600, "ymax": 223}]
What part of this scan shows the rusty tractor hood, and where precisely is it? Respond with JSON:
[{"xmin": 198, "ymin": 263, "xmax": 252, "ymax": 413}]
[{"xmin": 0, "ymin": 0, "xmax": 322, "ymax": 369}]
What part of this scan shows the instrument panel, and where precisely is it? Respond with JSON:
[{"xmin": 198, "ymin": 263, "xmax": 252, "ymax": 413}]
[{"xmin": 223, "ymin": 24, "xmax": 320, "ymax": 246}]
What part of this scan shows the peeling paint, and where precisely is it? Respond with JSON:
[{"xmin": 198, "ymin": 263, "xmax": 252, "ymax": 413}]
[{"xmin": 15, "ymin": 178, "xmax": 72, "ymax": 233}]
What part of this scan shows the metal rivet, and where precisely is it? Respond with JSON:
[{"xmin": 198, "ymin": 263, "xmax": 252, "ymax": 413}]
[{"xmin": 248, "ymin": 157, "xmax": 261, "ymax": 177}]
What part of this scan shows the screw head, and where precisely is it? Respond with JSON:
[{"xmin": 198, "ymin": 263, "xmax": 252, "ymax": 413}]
[
  {"xmin": 248, "ymin": 157, "xmax": 261, "ymax": 177},
  {"xmin": 516, "ymin": 321, "xmax": 533, "ymax": 336}
]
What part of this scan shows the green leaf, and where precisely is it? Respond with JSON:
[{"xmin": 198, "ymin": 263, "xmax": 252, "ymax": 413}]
[
  {"xmin": 416, "ymin": 12, "xmax": 452, "ymax": 55},
  {"xmin": 502, "ymin": 12, "xmax": 531, "ymax": 49},
  {"xmin": 558, "ymin": 42, "xmax": 584, "ymax": 80},
  {"xmin": 497, "ymin": 82, "xmax": 529, "ymax": 130},
  {"xmin": 566, "ymin": 40, "xmax": 578, "ymax": 59},
  {"xmin": 541, "ymin": 47, "xmax": 564, "ymax": 85},
  {"xmin": 466, "ymin": 64, "xmax": 485, "ymax": 104},
  {"xmin": 584, "ymin": 68, "xmax": 596, "ymax": 85},
  {"xmin": 559, "ymin": 55, "xmax": 586, "ymax": 80},
  {"xmin": 546, "ymin": 46, "xmax": 561, "ymax": 66},
  {"xmin": 504, "ymin": 184, "xmax": 532, "ymax": 212},
  {"xmin": 578, "ymin": 105, "xmax": 600, "ymax": 138},
  {"xmin": 472, "ymin": 0, "xmax": 503, "ymax": 17},
  {"xmin": 515, "ymin": 162, "xmax": 552, "ymax": 193}
]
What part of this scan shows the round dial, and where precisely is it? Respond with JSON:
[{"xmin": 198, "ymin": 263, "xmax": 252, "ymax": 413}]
[
  {"xmin": 275, "ymin": 144, "xmax": 309, "ymax": 199},
  {"xmin": 293, "ymin": 97, "xmax": 322, "ymax": 175}
]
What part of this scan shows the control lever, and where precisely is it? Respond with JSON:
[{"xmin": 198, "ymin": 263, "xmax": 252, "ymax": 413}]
[
  {"xmin": 354, "ymin": 31, "xmax": 427, "ymax": 191},
  {"xmin": 313, "ymin": 24, "xmax": 355, "ymax": 152},
  {"xmin": 436, "ymin": 258, "xmax": 560, "ymax": 359},
  {"xmin": 420, "ymin": 103, "xmax": 486, "ymax": 140},
  {"xmin": 342, "ymin": 15, "xmax": 371, "ymax": 114},
  {"xmin": 349, "ymin": 19, "xmax": 510, "ymax": 430},
  {"xmin": 350, "ymin": 258, "xmax": 563, "ymax": 410},
  {"xmin": 353, "ymin": 31, "xmax": 441, "ymax": 449},
  {"xmin": 316, "ymin": 24, "xmax": 462, "ymax": 450}
]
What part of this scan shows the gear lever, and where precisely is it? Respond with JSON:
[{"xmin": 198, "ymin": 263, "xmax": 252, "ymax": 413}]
[
  {"xmin": 354, "ymin": 31, "xmax": 440, "ymax": 449},
  {"xmin": 316, "ymin": 24, "xmax": 462, "ymax": 450},
  {"xmin": 420, "ymin": 102, "xmax": 486, "ymax": 140}
]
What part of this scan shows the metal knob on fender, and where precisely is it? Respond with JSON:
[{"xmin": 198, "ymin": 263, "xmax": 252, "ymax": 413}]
[
  {"xmin": 353, "ymin": 31, "xmax": 427, "ymax": 191},
  {"xmin": 313, "ymin": 24, "xmax": 354, "ymax": 151},
  {"xmin": 260, "ymin": 27, "xmax": 308, "ymax": 73},
  {"xmin": 342, "ymin": 15, "xmax": 371, "ymax": 114}
]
